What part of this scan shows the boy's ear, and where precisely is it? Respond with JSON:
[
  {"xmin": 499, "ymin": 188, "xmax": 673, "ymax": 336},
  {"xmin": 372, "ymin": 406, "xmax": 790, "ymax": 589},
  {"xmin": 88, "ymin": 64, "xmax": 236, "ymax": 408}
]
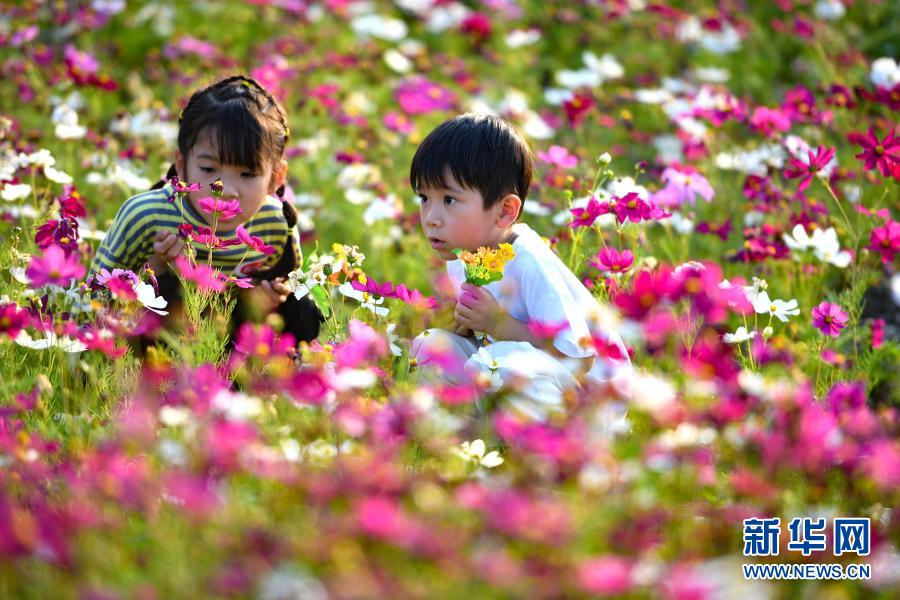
[
  {"xmin": 174, "ymin": 149, "xmax": 185, "ymax": 180},
  {"xmin": 495, "ymin": 194, "xmax": 522, "ymax": 228},
  {"xmin": 269, "ymin": 159, "xmax": 288, "ymax": 194}
]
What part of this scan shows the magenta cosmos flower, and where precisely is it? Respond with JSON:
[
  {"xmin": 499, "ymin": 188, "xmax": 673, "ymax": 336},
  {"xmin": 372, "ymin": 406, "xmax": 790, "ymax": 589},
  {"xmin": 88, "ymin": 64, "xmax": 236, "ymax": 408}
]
[
  {"xmin": 569, "ymin": 197, "xmax": 605, "ymax": 228},
  {"xmin": 0, "ymin": 303, "xmax": 30, "ymax": 339},
  {"xmin": 867, "ymin": 220, "xmax": 899, "ymax": 264},
  {"xmin": 395, "ymin": 77, "xmax": 455, "ymax": 115},
  {"xmin": 811, "ymin": 301, "xmax": 849, "ymax": 337},
  {"xmin": 784, "ymin": 145, "xmax": 836, "ymax": 191},
  {"xmin": 235, "ymin": 225, "xmax": 275, "ymax": 255},
  {"xmin": 26, "ymin": 244, "xmax": 85, "ymax": 288},
  {"xmin": 854, "ymin": 128, "xmax": 900, "ymax": 177},
  {"xmin": 589, "ymin": 247, "xmax": 634, "ymax": 273}
]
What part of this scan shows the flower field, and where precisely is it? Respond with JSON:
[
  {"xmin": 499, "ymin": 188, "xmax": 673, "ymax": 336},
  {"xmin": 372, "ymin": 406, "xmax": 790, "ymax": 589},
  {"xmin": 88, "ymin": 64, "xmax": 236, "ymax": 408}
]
[{"xmin": 1, "ymin": 1, "xmax": 899, "ymax": 598}]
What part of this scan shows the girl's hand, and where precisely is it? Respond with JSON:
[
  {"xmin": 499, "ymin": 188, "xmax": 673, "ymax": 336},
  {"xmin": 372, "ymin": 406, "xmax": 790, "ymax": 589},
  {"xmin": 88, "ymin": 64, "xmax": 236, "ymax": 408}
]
[
  {"xmin": 255, "ymin": 277, "xmax": 291, "ymax": 313},
  {"xmin": 148, "ymin": 230, "xmax": 185, "ymax": 273},
  {"xmin": 454, "ymin": 283, "xmax": 502, "ymax": 336}
]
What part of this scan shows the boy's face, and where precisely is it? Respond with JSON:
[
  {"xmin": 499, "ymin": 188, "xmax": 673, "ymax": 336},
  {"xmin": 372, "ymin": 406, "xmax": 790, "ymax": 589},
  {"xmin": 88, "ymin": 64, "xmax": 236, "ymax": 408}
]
[
  {"xmin": 176, "ymin": 132, "xmax": 287, "ymax": 231},
  {"xmin": 418, "ymin": 171, "xmax": 517, "ymax": 261}
]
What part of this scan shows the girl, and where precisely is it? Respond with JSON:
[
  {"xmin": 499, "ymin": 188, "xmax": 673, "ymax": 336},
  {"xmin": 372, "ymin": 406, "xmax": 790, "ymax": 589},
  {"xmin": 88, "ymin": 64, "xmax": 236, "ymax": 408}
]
[{"xmin": 90, "ymin": 75, "xmax": 322, "ymax": 343}]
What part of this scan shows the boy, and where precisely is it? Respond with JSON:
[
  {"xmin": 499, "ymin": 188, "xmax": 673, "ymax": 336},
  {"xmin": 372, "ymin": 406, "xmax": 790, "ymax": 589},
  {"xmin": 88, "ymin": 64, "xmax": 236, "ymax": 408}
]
[{"xmin": 409, "ymin": 113, "xmax": 631, "ymax": 421}]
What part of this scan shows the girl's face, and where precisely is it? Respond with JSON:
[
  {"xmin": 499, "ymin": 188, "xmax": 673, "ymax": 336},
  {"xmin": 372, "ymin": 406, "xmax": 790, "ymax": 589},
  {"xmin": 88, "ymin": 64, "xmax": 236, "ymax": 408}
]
[{"xmin": 175, "ymin": 132, "xmax": 287, "ymax": 231}]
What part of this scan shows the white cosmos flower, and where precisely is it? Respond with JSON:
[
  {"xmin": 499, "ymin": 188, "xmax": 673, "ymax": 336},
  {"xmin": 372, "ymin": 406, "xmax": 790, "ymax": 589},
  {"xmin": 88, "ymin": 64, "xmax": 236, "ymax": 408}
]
[
  {"xmin": 385, "ymin": 323, "xmax": 402, "ymax": 357},
  {"xmin": 783, "ymin": 224, "xmax": 851, "ymax": 268},
  {"xmin": 810, "ymin": 228, "xmax": 852, "ymax": 268},
  {"xmin": 363, "ymin": 194, "xmax": 401, "ymax": 225},
  {"xmin": 723, "ymin": 326, "xmax": 756, "ymax": 344},
  {"xmin": 505, "ymin": 28, "xmax": 541, "ymax": 48},
  {"xmin": 351, "ymin": 14, "xmax": 408, "ymax": 41},
  {"xmin": 133, "ymin": 281, "xmax": 168, "ymax": 315},
  {"xmin": 870, "ymin": 57, "xmax": 900, "ymax": 89},
  {"xmin": 212, "ymin": 389, "xmax": 262, "ymax": 421},
  {"xmin": 383, "ymin": 48, "xmax": 412, "ymax": 73},
  {"xmin": 451, "ymin": 439, "xmax": 504, "ymax": 469},
  {"xmin": 43, "ymin": 166, "xmax": 73, "ymax": 184},
  {"xmin": 752, "ymin": 291, "xmax": 800, "ymax": 322},
  {"xmin": 52, "ymin": 104, "xmax": 86, "ymax": 140},
  {"xmin": 15, "ymin": 330, "xmax": 87, "ymax": 353},
  {"xmin": 1, "ymin": 183, "xmax": 32, "ymax": 201},
  {"xmin": 815, "ymin": 0, "xmax": 845, "ymax": 20},
  {"xmin": 783, "ymin": 223, "xmax": 812, "ymax": 251},
  {"xmin": 337, "ymin": 282, "xmax": 388, "ymax": 316}
]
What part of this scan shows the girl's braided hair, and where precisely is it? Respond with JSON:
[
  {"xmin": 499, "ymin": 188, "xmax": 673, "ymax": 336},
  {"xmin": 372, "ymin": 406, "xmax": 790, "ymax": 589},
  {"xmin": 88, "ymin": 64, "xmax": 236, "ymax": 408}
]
[{"xmin": 168, "ymin": 75, "xmax": 290, "ymax": 196}]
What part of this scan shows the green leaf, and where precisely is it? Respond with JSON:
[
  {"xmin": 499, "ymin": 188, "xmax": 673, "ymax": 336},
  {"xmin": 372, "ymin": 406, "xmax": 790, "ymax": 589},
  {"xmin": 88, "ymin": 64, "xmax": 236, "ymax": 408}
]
[{"xmin": 310, "ymin": 285, "xmax": 331, "ymax": 318}]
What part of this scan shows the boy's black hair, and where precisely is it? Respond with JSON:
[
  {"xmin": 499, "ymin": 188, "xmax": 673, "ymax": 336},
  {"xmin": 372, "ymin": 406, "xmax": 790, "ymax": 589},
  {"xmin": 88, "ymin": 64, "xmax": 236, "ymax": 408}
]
[{"xmin": 410, "ymin": 113, "xmax": 534, "ymax": 213}]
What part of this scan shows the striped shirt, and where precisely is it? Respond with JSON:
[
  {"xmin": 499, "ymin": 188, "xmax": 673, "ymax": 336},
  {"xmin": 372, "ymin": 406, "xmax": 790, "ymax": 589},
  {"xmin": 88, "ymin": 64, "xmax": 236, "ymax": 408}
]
[{"xmin": 89, "ymin": 183, "xmax": 299, "ymax": 277}]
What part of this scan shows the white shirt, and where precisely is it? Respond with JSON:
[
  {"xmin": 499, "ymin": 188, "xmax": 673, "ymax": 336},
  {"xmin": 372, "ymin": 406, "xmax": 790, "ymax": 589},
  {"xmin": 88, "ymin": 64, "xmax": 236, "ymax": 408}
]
[{"xmin": 447, "ymin": 223, "xmax": 629, "ymax": 381}]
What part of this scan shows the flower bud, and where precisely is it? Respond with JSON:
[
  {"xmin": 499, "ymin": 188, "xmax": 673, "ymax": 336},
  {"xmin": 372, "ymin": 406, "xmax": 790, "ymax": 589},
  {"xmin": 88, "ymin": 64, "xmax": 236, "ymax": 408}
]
[
  {"xmin": 210, "ymin": 178, "xmax": 224, "ymax": 197},
  {"xmin": 597, "ymin": 152, "xmax": 612, "ymax": 165},
  {"xmin": 762, "ymin": 326, "xmax": 773, "ymax": 339}
]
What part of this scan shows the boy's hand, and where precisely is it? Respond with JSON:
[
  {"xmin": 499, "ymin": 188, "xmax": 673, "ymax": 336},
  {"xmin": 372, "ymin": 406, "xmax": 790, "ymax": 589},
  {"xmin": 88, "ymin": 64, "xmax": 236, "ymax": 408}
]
[
  {"xmin": 455, "ymin": 283, "xmax": 502, "ymax": 336},
  {"xmin": 148, "ymin": 230, "xmax": 185, "ymax": 273},
  {"xmin": 453, "ymin": 323, "xmax": 475, "ymax": 338}
]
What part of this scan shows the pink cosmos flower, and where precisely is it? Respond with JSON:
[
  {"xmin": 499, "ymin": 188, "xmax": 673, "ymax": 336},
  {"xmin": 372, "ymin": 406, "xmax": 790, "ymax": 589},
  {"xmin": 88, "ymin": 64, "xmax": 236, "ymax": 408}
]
[
  {"xmin": 749, "ymin": 106, "xmax": 792, "ymax": 137},
  {"xmin": 235, "ymin": 225, "xmax": 275, "ymax": 255},
  {"xmin": 867, "ymin": 220, "xmax": 899, "ymax": 264},
  {"xmin": 589, "ymin": 248, "xmax": 634, "ymax": 273},
  {"xmin": 526, "ymin": 320, "xmax": 569, "ymax": 339},
  {"xmin": 333, "ymin": 319, "xmax": 387, "ymax": 369},
  {"xmin": 351, "ymin": 276, "xmax": 395, "ymax": 298},
  {"xmin": 198, "ymin": 196, "xmax": 242, "ymax": 221},
  {"xmin": 614, "ymin": 268, "xmax": 677, "ymax": 320},
  {"xmin": 537, "ymin": 145, "xmax": 578, "ymax": 169},
  {"xmin": 0, "ymin": 303, "xmax": 30, "ymax": 339},
  {"xmin": 862, "ymin": 440, "xmax": 900, "ymax": 491},
  {"xmin": 163, "ymin": 471, "xmax": 220, "ymax": 516},
  {"xmin": 577, "ymin": 556, "xmax": 633, "ymax": 596},
  {"xmin": 660, "ymin": 167, "xmax": 715, "ymax": 205},
  {"xmin": 383, "ymin": 111, "xmax": 414, "ymax": 135},
  {"xmin": 174, "ymin": 256, "xmax": 225, "ymax": 293},
  {"xmin": 356, "ymin": 496, "xmax": 421, "ymax": 548},
  {"xmin": 168, "ymin": 177, "xmax": 202, "ymax": 202},
  {"xmin": 233, "ymin": 323, "xmax": 296, "ymax": 360},
  {"xmin": 612, "ymin": 192, "xmax": 669, "ymax": 224},
  {"xmin": 811, "ymin": 301, "xmax": 849, "ymax": 337},
  {"xmin": 569, "ymin": 197, "xmax": 606, "ymax": 228},
  {"xmin": 25, "ymin": 244, "xmax": 85, "ymax": 288},
  {"xmin": 395, "ymin": 77, "xmax": 456, "ymax": 115},
  {"xmin": 106, "ymin": 277, "xmax": 137, "ymax": 301},
  {"xmin": 854, "ymin": 128, "xmax": 900, "ymax": 177},
  {"xmin": 394, "ymin": 284, "xmax": 439, "ymax": 310},
  {"xmin": 63, "ymin": 44, "xmax": 99, "ymax": 75},
  {"xmin": 872, "ymin": 319, "xmax": 885, "ymax": 349},
  {"xmin": 784, "ymin": 145, "xmax": 835, "ymax": 191},
  {"xmin": 781, "ymin": 85, "xmax": 822, "ymax": 124}
]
